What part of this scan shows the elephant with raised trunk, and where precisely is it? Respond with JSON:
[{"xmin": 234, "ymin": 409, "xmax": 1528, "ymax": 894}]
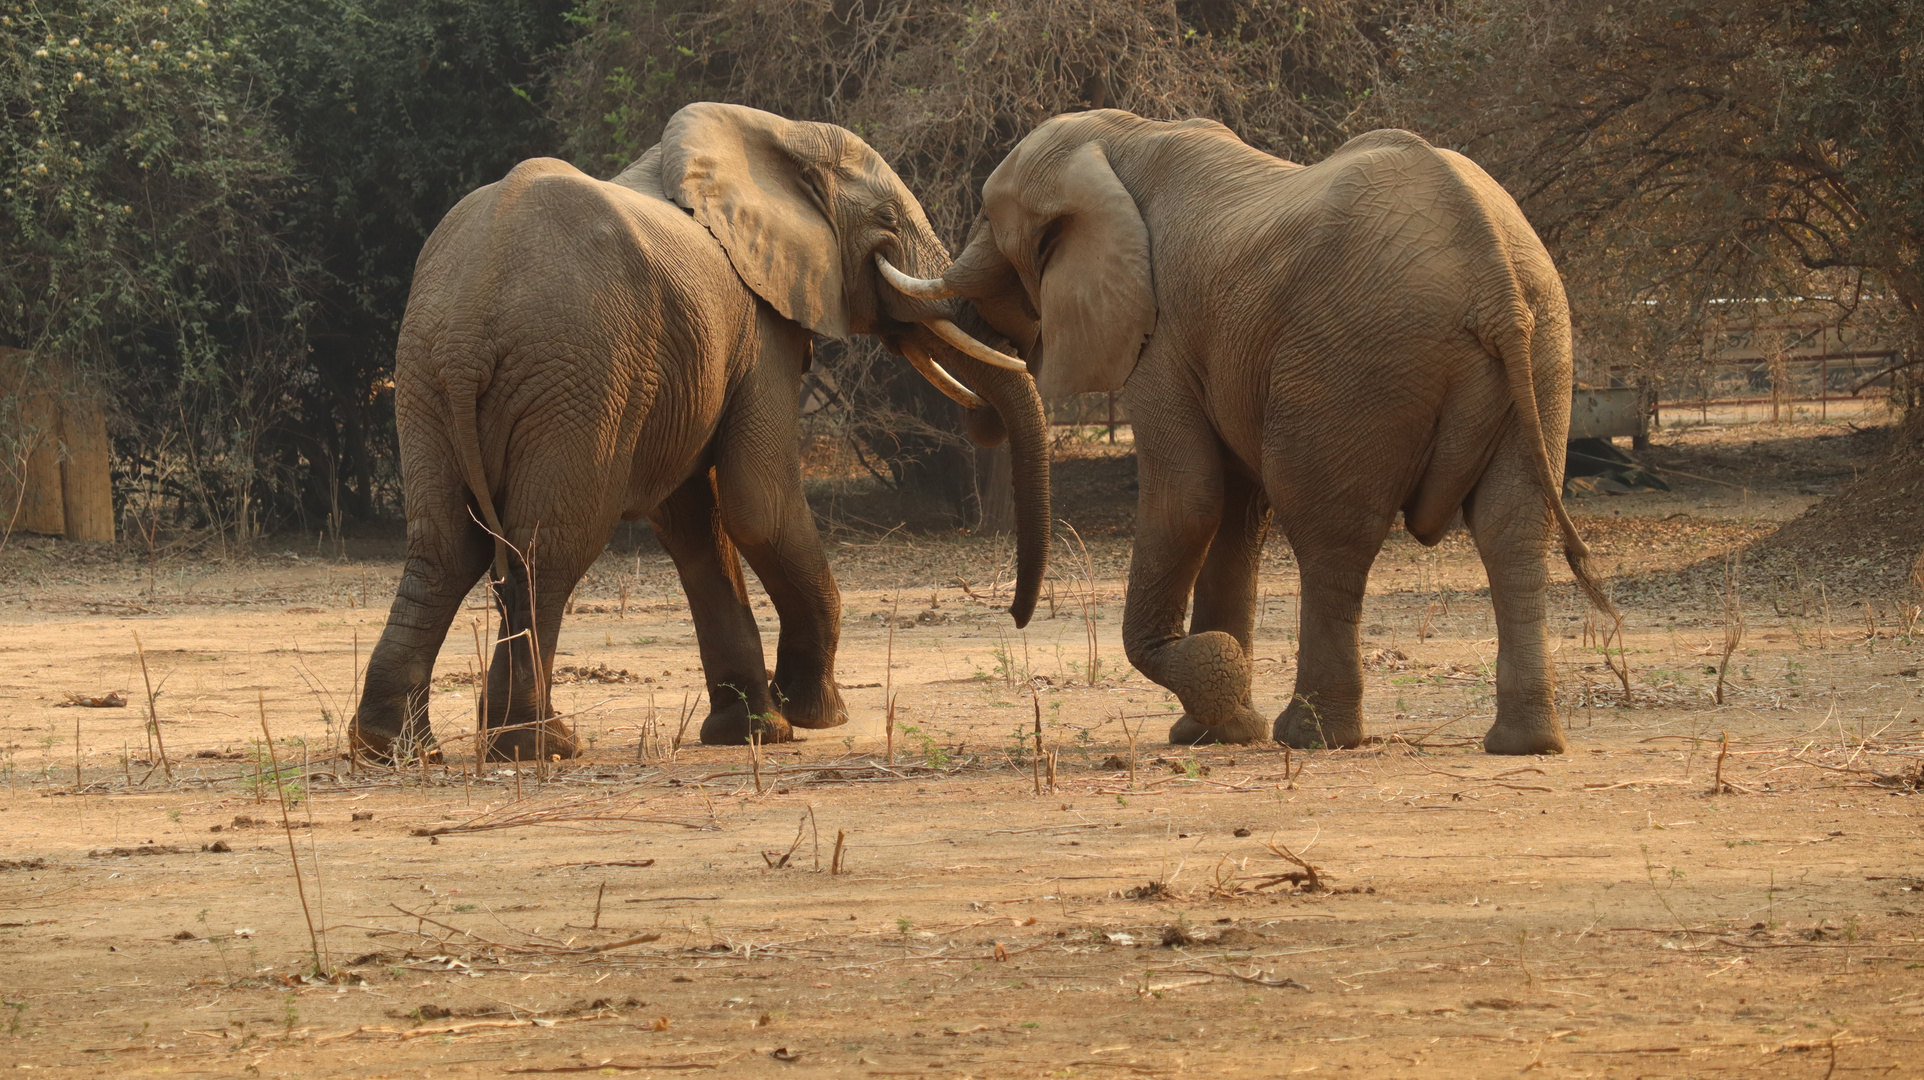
[
  {"xmin": 350, "ymin": 102, "xmax": 1050, "ymax": 763},
  {"xmin": 889, "ymin": 111, "xmax": 1612, "ymax": 755}
]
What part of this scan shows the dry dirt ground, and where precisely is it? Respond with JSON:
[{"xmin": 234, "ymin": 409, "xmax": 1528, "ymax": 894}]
[{"xmin": 3, "ymin": 421, "xmax": 1922, "ymax": 1078}]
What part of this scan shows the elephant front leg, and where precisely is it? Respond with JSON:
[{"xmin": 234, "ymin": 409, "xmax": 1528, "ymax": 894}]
[
  {"xmin": 712, "ymin": 337, "xmax": 847, "ymax": 733},
  {"xmin": 1467, "ymin": 434, "xmax": 1565, "ymax": 755},
  {"xmin": 1123, "ymin": 448, "xmax": 1268, "ymax": 746},
  {"xmin": 650, "ymin": 471, "xmax": 792, "ymax": 747},
  {"xmin": 1166, "ymin": 471, "xmax": 1273, "ymax": 746},
  {"xmin": 1274, "ymin": 553, "xmax": 1372, "ymax": 750},
  {"xmin": 721, "ymin": 498, "xmax": 847, "ymax": 733}
]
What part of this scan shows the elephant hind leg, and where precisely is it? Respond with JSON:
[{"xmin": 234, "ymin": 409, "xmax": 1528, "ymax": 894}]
[
  {"xmin": 353, "ymin": 459, "xmax": 493, "ymax": 766},
  {"xmin": 1466, "ymin": 422, "xmax": 1565, "ymax": 756},
  {"xmin": 480, "ymin": 528, "xmax": 600, "ymax": 763}
]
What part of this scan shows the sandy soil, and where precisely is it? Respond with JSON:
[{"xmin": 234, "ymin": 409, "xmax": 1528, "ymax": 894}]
[{"xmin": 2, "ymin": 421, "xmax": 1921, "ymax": 1078}]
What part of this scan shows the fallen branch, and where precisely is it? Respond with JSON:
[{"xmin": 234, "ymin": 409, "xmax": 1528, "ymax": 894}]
[{"xmin": 1180, "ymin": 966, "xmax": 1312, "ymax": 990}]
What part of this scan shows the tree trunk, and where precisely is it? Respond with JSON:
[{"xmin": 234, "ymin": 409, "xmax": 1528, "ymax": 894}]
[{"xmin": 973, "ymin": 443, "xmax": 1015, "ymax": 535}]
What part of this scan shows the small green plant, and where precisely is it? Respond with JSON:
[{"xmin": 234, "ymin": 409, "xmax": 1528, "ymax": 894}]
[
  {"xmin": 896, "ymin": 917, "xmax": 913, "ymax": 934},
  {"xmin": 167, "ymin": 808, "xmax": 182, "ymax": 822},
  {"xmin": 990, "ymin": 638, "xmax": 1020, "ymax": 686},
  {"xmin": 5, "ymin": 1000, "xmax": 26, "ymax": 1037},
  {"xmin": 898, "ymin": 725, "xmax": 948, "ymax": 768}
]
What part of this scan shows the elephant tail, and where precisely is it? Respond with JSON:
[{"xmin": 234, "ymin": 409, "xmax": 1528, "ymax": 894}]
[
  {"xmin": 1484, "ymin": 285, "xmax": 1618, "ymax": 622},
  {"xmin": 445, "ymin": 375, "xmax": 511, "ymax": 583}
]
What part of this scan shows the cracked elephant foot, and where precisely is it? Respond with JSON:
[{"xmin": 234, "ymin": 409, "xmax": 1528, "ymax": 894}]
[
  {"xmin": 1138, "ymin": 631, "xmax": 1259, "ymax": 742},
  {"xmin": 773, "ymin": 677, "xmax": 848, "ymax": 730},
  {"xmin": 700, "ymin": 699, "xmax": 796, "ymax": 745},
  {"xmin": 1274, "ymin": 697, "xmax": 1363, "ymax": 750},
  {"xmin": 1482, "ymin": 717, "xmax": 1566, "ymax": 756},
  {"xmin": 1167, "ymin": 706, "xmax": 1269, "ymax": 746},
  {"xmin": 481, "ymin": 717, "xmax": 581, "ymax": 763}
]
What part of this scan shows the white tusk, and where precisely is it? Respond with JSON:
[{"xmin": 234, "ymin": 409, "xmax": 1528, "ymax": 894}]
[
  {"xmin": 875, "ymin": 253, "xmax": 957, "ymax": 299},
  {"xmin": 926, "ymin": 318, "xmax": 1028, "ymax": 373},
  {"xmin": 900, "ymin": 342, "xmax": 985, "ymax": 409}
]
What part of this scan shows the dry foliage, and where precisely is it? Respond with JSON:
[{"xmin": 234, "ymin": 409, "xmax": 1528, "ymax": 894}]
[{"xmin": 551, "ymin": 1, "xmax": 1398, "ymax": 520}]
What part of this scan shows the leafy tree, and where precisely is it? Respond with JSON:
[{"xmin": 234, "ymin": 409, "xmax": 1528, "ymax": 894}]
[
  {"xmin": 1, "ymin": 0, "xmax": 320, "ymax": 543},
  {"xmin": 239, "ymin": 0, "xmax": 575, "ymax": 523}
]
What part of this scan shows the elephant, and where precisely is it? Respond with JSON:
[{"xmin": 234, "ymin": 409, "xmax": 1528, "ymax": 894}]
[
  {"xmin": 348, "ymin": 102, "xmax": 1050, "ymax": 763},
  {"xmin": 885, "ymin": 110, "xmax": 1613, "ymax": 755}
]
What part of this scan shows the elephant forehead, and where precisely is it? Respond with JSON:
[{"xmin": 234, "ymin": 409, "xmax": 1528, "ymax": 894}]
[{"xmin": 783, "ymin": 121, "xmax": 873, "ymax": 180}]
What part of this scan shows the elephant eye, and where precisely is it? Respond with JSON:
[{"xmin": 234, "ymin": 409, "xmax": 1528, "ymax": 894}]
[{"xmin": 875, "ymin": 204, "xmax": 899, "ymax": 229}]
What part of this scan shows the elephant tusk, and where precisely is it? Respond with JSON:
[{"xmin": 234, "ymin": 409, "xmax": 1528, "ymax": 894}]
[
  {"xmin": 875, "ymin": 253, "xmax": 957, "ymax": 299},
  {"xmin": 925, "ymin": 318, "xmax": 1028, "ymax": 373},
  {"xmin": 900, "ymin": 342, "xmax": 985, "ymax": 410}
]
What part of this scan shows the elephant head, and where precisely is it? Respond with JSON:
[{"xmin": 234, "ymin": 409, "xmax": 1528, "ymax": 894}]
[
  {"xmin": 879, "ymin": 111, "xmax": 1244, "ymax": 398},
  {"xmin": 655, "ymin": 102, "xmax": 1050, "ymax": 626}
]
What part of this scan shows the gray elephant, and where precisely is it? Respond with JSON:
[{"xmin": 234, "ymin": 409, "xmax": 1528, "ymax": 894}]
[
  {"xmin": 350, "ymin": 102, "xmax": 1050, "ymax": 763},
  {"xmin": 885, "ymin": 111, "xmax": 1612, "ymax": 755}
]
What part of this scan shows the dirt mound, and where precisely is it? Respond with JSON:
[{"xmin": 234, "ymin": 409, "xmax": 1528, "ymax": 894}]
[{"xmin": 1745, "ymin": 427, "xmax": 1924, "ymax": 597}]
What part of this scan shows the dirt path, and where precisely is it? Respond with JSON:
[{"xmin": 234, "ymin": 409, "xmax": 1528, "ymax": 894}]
[{"xmin": 2, "ymin": 422, "xmax": 1921, "ymax": 1076}]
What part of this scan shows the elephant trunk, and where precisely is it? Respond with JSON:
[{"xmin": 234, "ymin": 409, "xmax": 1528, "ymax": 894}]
[
  {"xmin": 880, "ymin": 232, "xmax": 1048, "ymax": 627},
  {"xmin": 926, "ymin": 328, "xmax": 1050, "ymax": 630}
]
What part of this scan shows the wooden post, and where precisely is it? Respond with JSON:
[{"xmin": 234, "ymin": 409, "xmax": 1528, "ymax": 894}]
[{"xmin": 58, "ymin": 396, "xmax": 114, "ymax": 541}]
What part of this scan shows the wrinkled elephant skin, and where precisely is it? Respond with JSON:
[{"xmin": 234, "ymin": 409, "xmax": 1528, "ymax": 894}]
[
  {"xmin": 939, "ymin": 113, "xmax": 1615, "ymax": 755},
  {"xmin": 350, "ymin": 103, "xmax": 1051, "ymax": 763}
]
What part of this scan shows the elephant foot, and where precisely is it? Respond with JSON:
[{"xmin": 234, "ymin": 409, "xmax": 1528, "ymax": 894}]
[
  {"xmin": 774, "ymin": 677, "xmax": 848, "ymax": 730},
  {"xmin": 700, "ymin": 699, "xmax": 796, "ymax": 746},
  {"xmin": 1483, "ymin": 718, "xmax": 1567, "ymax": 756},
  {"xmin": 1134, "ymin": 630, "xmax": 1256, "ymax": 726},
  {"xmin": 1167, "ymin": 706, "xmax": 1269, "ymax": 746},
  {"xmin": 350, "ymin": 691, "xmax": 444, "ymax": 766},
  {"xmin": 1274, "ymin": 696, "xmax": 1363, "ymax": 750},
  {"xmin": 481, "ymin": 717, "xmax": 581, "ymax": 763},
  {"xmin": 349, "ymin": 724, "xmax": 445, "ymax": 766}
]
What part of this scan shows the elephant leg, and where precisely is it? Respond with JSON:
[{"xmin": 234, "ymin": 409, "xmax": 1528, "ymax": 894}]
[
  {"xmin": 1273, "ymin": 514, "xmax": 1390, "ymax": 750},
  {"xmin": 1123, "ymin": 433, "xmax": 1268, "ymax": 747},
  {"xmin": 649, "ymin": 470, "xmax": 791, "ymax": 746},
  {"xmin": 1168, "ymin": 470, "xmax": 1273, "ymax": 746},
  {"xmin": 1466, "ymin": 424, "xmax": 1565, "ymax": 755},
  {"xmin": 710, "ymin": 321, "xmax": 847, "ymax": 734},
  {"xmin": 353, "ymin": 471, "xmax": 491, "ymax": 765},
  {"xmin": 480, "ymin": 528, "xmax": 592, "ymax": 763}
]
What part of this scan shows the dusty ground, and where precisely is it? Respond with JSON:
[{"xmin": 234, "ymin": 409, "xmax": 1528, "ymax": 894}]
[{"xmin": 2, "ymin": 420, "xmax": 1922, "ymax": 1078}]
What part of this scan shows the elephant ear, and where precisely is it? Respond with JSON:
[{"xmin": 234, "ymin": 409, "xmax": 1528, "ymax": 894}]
[
  {"xmin": 1023, "ymin": 142, "xmax": 1155, "ymax": 397},
  {"xmin": 606, "ymin": 145, "xmax": 666, "ymax": 200},
  {"xmin": 660, "ymin": 103, "xmax": 850, "ymax": 341}
]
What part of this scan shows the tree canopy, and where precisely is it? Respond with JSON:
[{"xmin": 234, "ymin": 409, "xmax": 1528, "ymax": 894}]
[
  {"xmin": 3, "ymin": 0, "xmax": 1918, "ymax": 555},
  {"xmin": 553, "ymin": 0, "xmax": 1397, "ymax": 514},
  {"xmin": 1381, "ymin": 0, "xmax": 1924, "ymax": 402}
]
